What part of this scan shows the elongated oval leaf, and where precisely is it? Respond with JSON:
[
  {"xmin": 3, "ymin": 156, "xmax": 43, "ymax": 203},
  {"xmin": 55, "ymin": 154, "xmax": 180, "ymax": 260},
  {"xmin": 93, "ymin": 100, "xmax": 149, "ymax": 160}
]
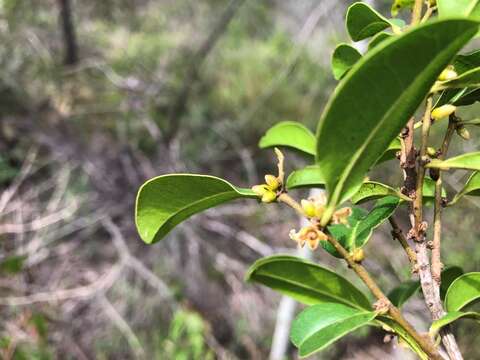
[
  {"xmin": 346, "ymin": 2, "xmax": 391, "ymax": 42},
  {"xmin": 438, "ymin": 0, "xmax": 480, "ymax": 20},
  {"xmin": 445, "ymin": 272, "xmax": 480, "ymax": 311},
  {"xmin": 259, "ymin": 121, "xmax": 316, "ymax": 156},
  {"xmin": 427, "ymin": 152, "xmax": 480, "ymax": 171},
  {"xmin": 286, "ymin": 165, "xmax": 325, "ymax": 190},
  {"xmin": 316, "ymin": 20, "xmax": 478, "ymax": 215},
  {"xmin": 351, "ymin": 181, "xmax": 410, "ymax": 204},
  {"xmin": 245, "ymin": 255, "xmax": 371, "ymax": 310},
  {"xmin": 430, "ymin": 311, "xmax": 480, "ymax": 337},
  {"xmin": 368, "ymin": 32, "xmax": 394, "ymax": 51},
  {"xmin": 291, "ymin": 303, "xmax": 376, "ymax": 357},
  {"xmin": 332, "ymin": 44, "xmax": 362, "ymax": 80},
  {"xmin": 136, "ymin": 174, "xmax": 256, "ymax": 244},
  {"xmin": 450, "ymin": 171, "xmax": 480, "ymax": 205},
  {"xmin": 323, "ymin": 196, "xmax": 400, "ymax": 258}
]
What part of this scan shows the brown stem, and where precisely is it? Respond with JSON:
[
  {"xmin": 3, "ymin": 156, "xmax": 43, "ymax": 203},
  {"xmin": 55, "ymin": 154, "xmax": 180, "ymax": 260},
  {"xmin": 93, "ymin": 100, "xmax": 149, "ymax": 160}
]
[
  {"xmin": 388, "ymin": 217, "xmax": 417, "ymax": 268},
  {"xmin": 326, "ymin": 235, "xmax": 441, "ymax": 359},
  {"xmin": 411, "ymin": 0, "xmax": 424, "ymax": 25},
  {"xmin": 432, "ymin": 178, "xmax": 443, "ymax": 283}
]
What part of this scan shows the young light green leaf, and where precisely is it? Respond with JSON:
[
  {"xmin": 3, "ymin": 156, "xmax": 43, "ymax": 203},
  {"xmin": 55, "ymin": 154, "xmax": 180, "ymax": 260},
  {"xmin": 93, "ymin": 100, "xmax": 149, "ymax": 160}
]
[
  {"xmin": 450, "ymin": 171, "xmax": 480, "ymax": 205},
  {"xmin": 427, "ymin": 152, "xmax": 480, "ymax": 171},
  {"xmin": 258, "ymin": 121, "xmax": 316, "ymax": 156},
  {"xmin": 291, "ymin": 303, "xmax": 376, "ymax": 357},
  {"xmin": 245, "ymin": 255, "xmax": 371, "ymax": 310},
  {"xmin": 438, "ymin": 0, "xmax": 480, "ymax": 20},
  {"xmin": 316, "ymin": 19, "xmax": 479, "ymax": 219},
  {"xmin": 430, "ymin": 311, "xmax": 480, "ymax": 337},
  {"xmin": 445, "ymin": 272, "xmax": 480, "ymax": 311},
  {"xmin": 346, "ymin": 2, "xmax": 391, "ymax": 42},
  {"xmin": 332, "ymin": 44, "xmax": 362, "ymax": 80},
  {"xmin": 368, "ymin": 32, "xmax": 394, "ymax": 51},
  {"xmin": 323, "ymin": 196, "xmax": 400, "ymax": 258},
  {"xmin": 286, "ymin": 165, "xmax": 325, "ymax": 190},
  {"xmin": 136, "ymin": 174, "xmax": 256, "ymax": 244},
  {"xmin": 388, "ymin": 281, "xmax": 421, "ymax": 308},
  {"xmin": 351, "ymin": 181, "xmax": 410, "ymax": 204}
]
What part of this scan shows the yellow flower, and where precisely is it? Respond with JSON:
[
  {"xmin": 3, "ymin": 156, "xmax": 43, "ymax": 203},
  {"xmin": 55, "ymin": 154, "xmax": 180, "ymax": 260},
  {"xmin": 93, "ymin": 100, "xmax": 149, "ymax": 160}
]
[
  {"xmin": 264, "ymin": 174, "xmax": 280, "ymax": 191},
  {"xmin": 351, "ymin": 248, "xmax": 365, "ymax": 263},
  {"xmin": 331, "ymin": 207, "xmax": 352, "ymax": 225},
  {"xmin": 301, "ymin": 199, "xmax": 316, "ymax": 218},
  {"xmin": 261, "ymin": 190, "xmax": 277, "ymax": 203},
  {"xmin": 438, "ymin": 66, "xmax": 457, "ymax": 81},
  {"xmin": 431, "ymin": 105, "xmax": 456, "ymax": 121},
  {"xmin": 289, "ymin": 225, "xmax": 328, "ymax": 250},
  {"xmin": 252, "ymin": 185, "xmax": 269, "ymax": 196}
]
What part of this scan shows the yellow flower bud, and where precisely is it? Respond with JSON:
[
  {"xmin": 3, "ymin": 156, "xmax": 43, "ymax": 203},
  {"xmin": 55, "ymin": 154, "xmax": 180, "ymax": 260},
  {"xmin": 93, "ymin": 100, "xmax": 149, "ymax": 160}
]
[
  {"xmin": 427, "ymin": 147, "xmax": 437, "ymax": 157},
  {"xmin": 264, "ymin": 174, "xmax": 280, "ymax": 191},
  {"xmin": 438, "ymin": 67, "xmax": 457, "ymax": 81},
  {"xmin": 332, "ymin": 207, "xmax": 352, "ymax": 225},
  {"xmin": 456, "ymin": 125, "xmax": 470, "ymax": 140},
  {"xmin": 289, "ymin": 225, "xmax": 328, "ymax": 250},
  {"xmin": 351, "ymin": 248, "xmax": 365, "ymax": 263},
  {"xmin": 301, "ymin": 199, "xmax": 316, "ymax": 218},
  {"xmin": 261, "ymin": 190, "xmax": 277, "ymax": 203},
  {"xmin": 431, "ymin": 105, "xmax": 456, "ymax": 121},
  {"xmin": 252, "ymin": 185, "xmax": 269, "ymax": 196}
]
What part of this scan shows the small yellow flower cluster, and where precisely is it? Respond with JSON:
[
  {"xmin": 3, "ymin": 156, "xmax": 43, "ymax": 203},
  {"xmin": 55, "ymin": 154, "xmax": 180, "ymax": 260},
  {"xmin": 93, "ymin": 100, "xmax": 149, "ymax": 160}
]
[
  {"xmin": 252, "ymin": 174, "xmax": 281, "ymax": 203},
  {"xmin": 289, "ymin": 193, "xmax": 352, "ymax": 250},
  {"xmin": 431, "ymin": 104, "xmax": 456, "ymax": 121}
]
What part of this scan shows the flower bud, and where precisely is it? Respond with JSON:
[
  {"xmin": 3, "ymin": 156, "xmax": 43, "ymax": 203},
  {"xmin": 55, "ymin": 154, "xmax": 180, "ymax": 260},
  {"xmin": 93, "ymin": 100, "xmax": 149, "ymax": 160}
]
[
  {"xmin": 456, "ymin": 125, "xmax": 470, "ymax": 140},
  {"xmin": 301, "ymin": 199, "xmax": 316, "ymax": 218},
  {"xmin": 261, "ymin": 190, "xmax": 277, "ymax": 203},
  {"xmin": 438, "ymin": 66, "xmax": 457, "ymax": 81},
  {"xmin": 351, "ymin": 248, "xmax": 365, "ymax": 263},
  {"xmin": 264, "ymin": 174, "xmax": 280, "ymax": 191},
  {"xmin": 427, "ymin": 147, "xmax": 437, "ymax": 157},
  {"xmin": 431, "ymin": 104, "xmax": 456, "ymax": 121},
  {"xmin": 252, "ymin": 185, "xmax": 268, "ymax": 196}
]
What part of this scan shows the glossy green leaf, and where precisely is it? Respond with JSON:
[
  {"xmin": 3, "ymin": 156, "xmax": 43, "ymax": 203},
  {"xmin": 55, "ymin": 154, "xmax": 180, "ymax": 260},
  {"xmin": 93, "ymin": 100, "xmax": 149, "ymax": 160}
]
[
  {"xmin": 332, "ymin": 44, "xmax": 362, "ymax": 80},
  {"xmin": 376, "ymin": 316, "xmax": 428, "ymax": 360},
  {"xmin": 441, "ymin": 266, "xmax": 465, "ymax": 300},
  {"xmin": 388, "ymin": 281, "xmax": 420, "ymax": 308},
  {"xmin": 438, "ymin": 0, "xmax": 480, "ymax": 20},
  {"xmin": 286, "ymin": 165, "xmax": 325, "ymax": 190},
  {"xmin": 291, "ymin": 303, "xmax": 376, "ymax": 357},
  {"xmin": 323, "ymin": 196, "xmax": 400, "ymax": 258},
  {"xmin": 375, "ymin": 137, "xmax": 401, "ymax": 164},
  {"xmin": 427, "ymin": 152, "xmax": 480, "ymax": 171},
  {"xmin": 445, "ymin": 272, "xmax": 480, "ymax": 311},
  {"xmin": 430, "ymin": 311, "xmax": 480, "ymax": 337},
  {"xmin": 245, "ymin": 255, "xmax": 371, "ymax": 310},
  {"xmin": 368, "ymin": 32, "xmax": 394, "ymax": 51},
  {"xmin": 258, "ymin": 121, "xmax": 316, "ymax": 156},
  {"xmin": 346, "ymin": 2, "xmax": 391, "ymax": 42},
  {"xmin": 450, "ymin": 171, "xmax": 480, "ymax": 205},
  {"xmin": 316, "ymin": 19, "xmax": 478, "ymax": 216},
  {"xmin": 136, "ymin": 174, "xmax": 256, "ymax": 244},
  {"xmin": 351, "ymin": 181, "xmax": 410, "ymax": 204}
]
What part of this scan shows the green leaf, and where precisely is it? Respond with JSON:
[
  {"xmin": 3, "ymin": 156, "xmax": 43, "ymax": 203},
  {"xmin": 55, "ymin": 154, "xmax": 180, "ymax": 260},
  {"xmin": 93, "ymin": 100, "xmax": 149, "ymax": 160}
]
[
  {"xmin": 135, "ymin": 174, "xmax": 256, "ymax": 244},
  {"xmin": 427, "ymin": 152, "xmax": 480, "ymax": 171},
  {"xmin": 450, "ymin": 171, "xmax": 480, "ymax": 205},
  {"xmin": 445, "ymin": 272, "xmax": 480, "ymax": 311},
  {"xmin": 346, "ymin": 2, "xmax": 391, "ymax": 42},
  {"xmin": 438, "ymin": 0, "xmax": 480, "ymax": 20},
  {"xmin": 323, "ymin": 196, "xmax": 400, "ymax": 258},
  {"xmin": 291, "ymin": 303, "xmax": 376, "ymax": 357},
  {"xmin": 388, "ymin": 281, "xmax": 421, "ymax": 308},
  {"xmin": 368, "ymin": 32, "xmax": 394, "ymax": 51},
  {"xmin": 376, "ymin": 316, "xmax": 428, "ymax": 360},
  {"xmin": 258, "ymin": 121, "xmax": 316, "ymax": 156},
  {"xmin": 430, "ymin": 311, "xmax": 480, "ymax": 337},
  {"xmin": 316, "ymin": 19, "xmax": 479, "ymax": 216},
  {"xmin": 351, "ymin": 181, "xmax": 410, "ymax": 204},
  {"xmin": 331, "ymin": 44, "xmax": 362, "ymax": 80},
  {"xmin": 245, "ymin": 255, "xmax": 371, "ymax": 310},
  {"xmin": 375, "ymin": 137, "xmax": 401, "ymax": 164},
  {"xmin": 286, "ymin": 165, "xmax": 325, "ymax": 190},
  {"xmin": 441, "ymin": 266, "xmax": 465, "ymax": 300}
]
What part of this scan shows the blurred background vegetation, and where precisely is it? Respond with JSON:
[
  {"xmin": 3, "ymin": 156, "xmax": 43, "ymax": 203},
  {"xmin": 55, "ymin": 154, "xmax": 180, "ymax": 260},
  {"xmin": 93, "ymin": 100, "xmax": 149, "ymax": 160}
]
[{"xmin": 0, "ymin": 0, "xmax": 479, "ymax": 359}]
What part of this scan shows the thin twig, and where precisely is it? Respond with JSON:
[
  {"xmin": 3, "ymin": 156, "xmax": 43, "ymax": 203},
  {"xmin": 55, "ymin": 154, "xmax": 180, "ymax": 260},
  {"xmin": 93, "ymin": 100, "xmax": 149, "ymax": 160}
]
[
  {"xmin": 411, "ymin": 0, "xmax": 423, "ymax": 25},
  {"xmin": 388, "ymin": 217, "xmax": 417, "ymax": 268}
]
